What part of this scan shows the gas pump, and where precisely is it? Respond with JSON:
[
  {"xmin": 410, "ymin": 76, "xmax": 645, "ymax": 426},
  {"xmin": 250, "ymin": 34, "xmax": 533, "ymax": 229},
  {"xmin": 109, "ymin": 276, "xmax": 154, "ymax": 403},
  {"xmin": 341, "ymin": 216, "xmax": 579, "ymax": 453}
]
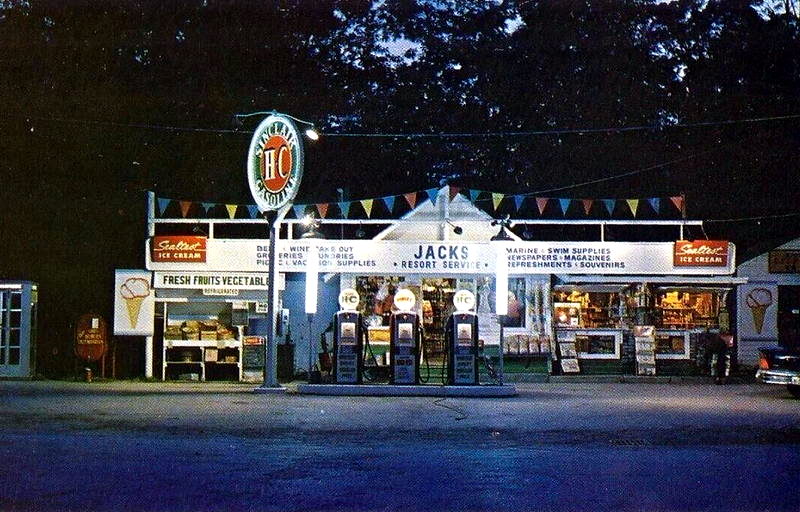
[
  {"xmin": 446, "ymin": 289, "xmax": 479, "ymax": 385},
  {"xmin": 389, "ymin": 288, "xmax": 422, "ymax": 385},
  {"xmin": 332, "ymin": 288, "xmax": 364, "ymax": 384}
]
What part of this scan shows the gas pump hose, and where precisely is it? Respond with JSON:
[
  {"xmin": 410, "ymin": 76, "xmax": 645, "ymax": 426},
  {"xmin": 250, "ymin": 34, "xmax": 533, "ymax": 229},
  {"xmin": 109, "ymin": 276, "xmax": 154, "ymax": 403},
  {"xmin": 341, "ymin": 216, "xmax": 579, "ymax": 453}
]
[
  {"xmin": 418, "ymin": 327, "xmax": 433, "ymax": 384},
  {"xmin": 362, "ymin": 322, "xmax": 380, "ymax": 383}
]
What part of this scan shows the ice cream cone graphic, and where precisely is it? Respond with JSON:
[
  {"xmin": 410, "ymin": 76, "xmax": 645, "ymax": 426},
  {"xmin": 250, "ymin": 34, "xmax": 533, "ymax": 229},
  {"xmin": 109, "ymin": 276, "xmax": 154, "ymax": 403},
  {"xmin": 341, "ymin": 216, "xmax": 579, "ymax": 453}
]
[
  {"xmin": 120, "ymin": 277, "xmax": 151, "ymax": 329},
  {"xmin": 746, "ymin": 288, "xmax": 772, "ymax": 335},
  {"xmin": 125, "ymin": 296, "xmax": 145, "ymax": 328}
]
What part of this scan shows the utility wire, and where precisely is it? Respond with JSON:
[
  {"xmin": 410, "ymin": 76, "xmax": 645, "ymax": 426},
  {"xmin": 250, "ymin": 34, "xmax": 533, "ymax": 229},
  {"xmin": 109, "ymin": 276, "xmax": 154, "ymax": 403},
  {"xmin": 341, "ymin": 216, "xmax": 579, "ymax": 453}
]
[
  {"xmin": 20, "ymin": 115, "xmax": 240, "ymax": 134},
  {"xmin": 325, "ymin": 113, "xmax": 800, "ymax": 138},
  {"xmin": 525, "ymin": 142, "xmax": 733, "ymax": 195},
  {"xmin": 13, "ymin": 112, "xmax": 800, "ymax": 138},
  {"xmin": 705, "ymin": 212, "xmax": 800, "ymax": 223}
]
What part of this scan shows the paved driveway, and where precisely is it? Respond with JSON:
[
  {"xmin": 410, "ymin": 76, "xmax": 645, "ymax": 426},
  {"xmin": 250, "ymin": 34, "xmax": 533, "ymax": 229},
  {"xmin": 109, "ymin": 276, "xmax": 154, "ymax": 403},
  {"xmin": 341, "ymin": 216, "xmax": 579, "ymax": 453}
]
[{"xmin": 0, "ymin": 381, "xmax": 797, "ymax": 511}]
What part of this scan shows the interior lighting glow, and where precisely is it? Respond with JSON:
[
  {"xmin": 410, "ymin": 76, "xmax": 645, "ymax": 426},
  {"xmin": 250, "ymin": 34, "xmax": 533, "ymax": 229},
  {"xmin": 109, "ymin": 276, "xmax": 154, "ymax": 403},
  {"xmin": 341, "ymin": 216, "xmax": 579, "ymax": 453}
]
[{"xmin": 305, "ymin": 243, "xmax": 318, "ymax": 314}]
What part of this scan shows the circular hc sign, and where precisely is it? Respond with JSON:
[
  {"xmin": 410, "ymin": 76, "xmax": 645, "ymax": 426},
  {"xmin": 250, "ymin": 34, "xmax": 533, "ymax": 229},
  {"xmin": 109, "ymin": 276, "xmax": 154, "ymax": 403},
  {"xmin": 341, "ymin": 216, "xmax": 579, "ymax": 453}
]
[
  {"xmin": 453, "ymin": 289, "xmax": 476, "ymax": 312},
  {"xmin": 247, "ymin": 114, "xmax": 305, "ymax": 212},
  {"xmin": 338, "ymin": 288, "xmax": 360, "ymax": 311}
]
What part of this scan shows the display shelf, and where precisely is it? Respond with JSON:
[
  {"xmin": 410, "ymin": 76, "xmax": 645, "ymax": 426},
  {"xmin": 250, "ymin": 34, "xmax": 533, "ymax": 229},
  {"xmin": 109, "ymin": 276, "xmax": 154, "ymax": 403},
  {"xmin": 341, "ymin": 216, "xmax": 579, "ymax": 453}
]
[
  {"xmin": 162, "ymin": 341, "xmax": 242, "ymax": 382},
  {"xmin": 164, "ymin": 339, "xmax": 240, "ymax": 348}
]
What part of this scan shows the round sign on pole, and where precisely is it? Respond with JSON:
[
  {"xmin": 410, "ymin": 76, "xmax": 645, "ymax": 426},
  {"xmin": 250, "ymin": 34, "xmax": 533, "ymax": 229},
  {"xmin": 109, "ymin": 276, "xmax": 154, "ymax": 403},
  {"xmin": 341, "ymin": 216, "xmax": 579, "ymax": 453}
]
[
  {"xmin": 453, "ymin": 289, "xmax": 476, "ymax": 312},
  {"xmin": 393, "ymin": 288, "xmax": 416, "ymax": 312},
  {"xmin": 75, "ymin": 314, "xmax": 108, "ymax": 362},
  {"xmin": 247, "ymin": 114, "xmax": 305, "ymax": 212},
  {"xmin": 338, "ymin": 288, "xmax": 360, "ymax": 311}
]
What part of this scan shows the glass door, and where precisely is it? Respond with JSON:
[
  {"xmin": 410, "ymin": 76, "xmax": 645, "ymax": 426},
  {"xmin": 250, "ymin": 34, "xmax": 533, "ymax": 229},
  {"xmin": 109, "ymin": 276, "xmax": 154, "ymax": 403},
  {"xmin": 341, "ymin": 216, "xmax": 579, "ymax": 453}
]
[{"xmin": 0, "ymin": 290, "xmax": 24, "ymax": 376}]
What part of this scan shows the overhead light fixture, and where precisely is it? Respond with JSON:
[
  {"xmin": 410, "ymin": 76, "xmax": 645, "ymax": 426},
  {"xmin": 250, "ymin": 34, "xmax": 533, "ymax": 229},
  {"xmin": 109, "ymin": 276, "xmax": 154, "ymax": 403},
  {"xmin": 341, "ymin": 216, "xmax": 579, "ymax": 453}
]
[
  {"xmin": 356, "ymin": 223, "xmax": 366, "ymax": 239},
  {"xmin": 304, "ymin": 128, "xmax": 320, "ymax": 141},
  {"xmin": 234, "ymin": 110, "xmax": 320, "ymax": 142},
  {"xmin": 300, "ymin": 215, "xmax": 323, "ymax": 239},
  {"xmin": 522, "ymin": 225, "xmax": 533, "ymax": 240},
  {"xmin": 490, "ymin": 215, "xmax": 513, "ymax": 241},
  {"xmin": 446, "ymin": 219, "xmax": 463, "ymax": 235}
]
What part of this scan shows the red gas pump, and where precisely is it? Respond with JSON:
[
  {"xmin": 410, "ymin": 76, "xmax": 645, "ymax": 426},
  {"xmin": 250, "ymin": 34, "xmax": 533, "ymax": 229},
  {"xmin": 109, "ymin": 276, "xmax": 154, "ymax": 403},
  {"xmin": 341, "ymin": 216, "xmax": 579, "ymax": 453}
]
[
  {"xmin": 332, "ymin": 288, "xmax": 364, "ymax": 384},
  {"xmin": 446, "ymin": 290, "xmax": 479, "ymax": 385},
  {"xmin": 389, "ymin": 289, "xmax": 422, "ymax": 385}
]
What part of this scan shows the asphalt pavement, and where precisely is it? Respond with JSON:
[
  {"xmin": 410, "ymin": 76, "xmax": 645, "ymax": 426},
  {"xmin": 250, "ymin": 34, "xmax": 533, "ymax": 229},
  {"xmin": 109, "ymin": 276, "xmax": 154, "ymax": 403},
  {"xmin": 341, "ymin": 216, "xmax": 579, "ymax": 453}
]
[{"xmin": 0, "ymin": 380, "xmax": 798, "ymax": 512}]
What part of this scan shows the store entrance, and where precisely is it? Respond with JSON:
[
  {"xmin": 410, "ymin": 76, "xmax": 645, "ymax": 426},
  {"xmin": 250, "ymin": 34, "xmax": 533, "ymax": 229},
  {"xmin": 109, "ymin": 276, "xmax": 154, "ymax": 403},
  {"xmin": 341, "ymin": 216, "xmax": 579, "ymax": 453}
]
[
  {"xmin": 778, "ymin": 286, "xmax": 800, "ymax": 350},
  {"xmin": 421, "ymin": 278, "xmax": 456, "ymax": 367}
]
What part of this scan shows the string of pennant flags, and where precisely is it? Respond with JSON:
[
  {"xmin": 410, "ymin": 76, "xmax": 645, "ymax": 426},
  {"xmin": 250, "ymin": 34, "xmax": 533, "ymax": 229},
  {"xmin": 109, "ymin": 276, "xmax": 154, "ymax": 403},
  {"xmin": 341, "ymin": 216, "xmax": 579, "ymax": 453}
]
[{"xmin": 155, "ymin": 186, "xmax": 685, "ymax": 220}]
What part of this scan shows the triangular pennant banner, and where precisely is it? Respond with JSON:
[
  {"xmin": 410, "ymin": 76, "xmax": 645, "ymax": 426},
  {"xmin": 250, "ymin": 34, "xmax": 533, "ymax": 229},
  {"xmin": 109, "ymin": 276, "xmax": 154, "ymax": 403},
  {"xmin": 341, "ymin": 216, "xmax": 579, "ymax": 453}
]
[
  {"xmin": 469, "ymin": 189, "xmax": 481, "ymax": 203},
  {"xmin": 338, "ymin": 201, "xmax": 351, "ymax": 218},
  {"xmin": 648, "ymin": 198, "xmax": 660, "ymax": 213},
  {"xmin": 582, "ymin": 199, "xmax": 593, "ymax": 215},
  {"xmin": 316, "ymin": 203, "xmax": 329, "ymax": 219},
  {"xmin": 225, "ymin": 204, "xmax": 237, "ymax": 219},
  {"xmin": 201, "ymin": 202, "xmax": 215, "ymax": 213},
  {"xmin": 492, "ymin": 193, "xmax": 504, "ymax": 211},
  {"xmin": 536, "ymin": 197, "xmax": 548, "ymax": 215},
  {"xmin": 293, "ymin": 204, "xmax": 306, "ymax": 219},
  {"xmin": 384, "ymin": 196, "xmax": 395, "ymax": 213},
  {"xmin": 514, "ymin": 195, "xmax": 525, "ymax": 212},
  {"xmin": 247, "ymin": 205, "xmax": 260, "ymax": 219},
  {"xmin": 157, "ymin": 198, "xmax": 170, "ymax": 216},
  {"xmin": 448, "ymin": 186, "xmax": 461, "ymax": 201},
  {"xmin": 670, "ymin": 195, "xmax": 683, "ymax": 212},
  {"xmin": 558, "ymin": 198, "xmax": 571, "ymax": 215},
  {"xmin": 404, "ymin": 192, "xmax": 417, "ymax": 209},
  {"xmin": 426, "ymin": 187, "xmax": 440, "ymax": 206},
  {"xmin": 179, "ymin": 201, "xmax": 192, "ymax": 218},
  {"xmin": 626, "ymin": 199, "xmax": 639, "ymax": 217},
  {"xmin": 361, "ymin": 199, "xmax": 374, "ymax": 217},
  {"xmin": 602, "ymin": 199, "xmax": 616, "ymax": 215}
]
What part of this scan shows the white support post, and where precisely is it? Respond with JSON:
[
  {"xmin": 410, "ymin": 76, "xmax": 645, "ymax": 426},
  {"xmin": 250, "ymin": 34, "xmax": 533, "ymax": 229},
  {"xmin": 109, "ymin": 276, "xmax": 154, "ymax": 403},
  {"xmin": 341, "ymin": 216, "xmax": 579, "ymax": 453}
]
[{"xmin": 145, "ymin": 335, "xmax": 153, "ymax": 379}]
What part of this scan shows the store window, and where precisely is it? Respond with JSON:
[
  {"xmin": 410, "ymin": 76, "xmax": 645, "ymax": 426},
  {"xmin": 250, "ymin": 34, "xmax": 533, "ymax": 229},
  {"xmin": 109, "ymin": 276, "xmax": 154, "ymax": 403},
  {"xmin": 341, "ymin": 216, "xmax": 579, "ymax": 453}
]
[
  {"xmin": 355, "ymin": 276, "xmax": 408, "ymax": 326},
  {"xmin": 575, "ymin": 334, "xmax": 616, "ymax": 355},
  {"xmin": 655, "ymin": 289, "xmax": 720, "ymax": 330},
  {"xmin": 553, "ymin": 286, "xmax": 627, "ymax": 329},
  {"xmin": 655, "ymin": 332, "xmax": 690, "ymax": 358}
]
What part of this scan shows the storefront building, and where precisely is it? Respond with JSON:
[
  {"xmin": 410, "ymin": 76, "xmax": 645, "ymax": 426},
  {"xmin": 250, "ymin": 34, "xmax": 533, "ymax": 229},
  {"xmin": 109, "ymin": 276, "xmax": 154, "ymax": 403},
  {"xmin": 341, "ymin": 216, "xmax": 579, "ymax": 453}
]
[
  {"xmin": 736, "ymin": 237, "xmax": 800, "ymax": 367},
  {"xmin": 127, "ymin": 187, "xmax": 742, "ymax": 381}
]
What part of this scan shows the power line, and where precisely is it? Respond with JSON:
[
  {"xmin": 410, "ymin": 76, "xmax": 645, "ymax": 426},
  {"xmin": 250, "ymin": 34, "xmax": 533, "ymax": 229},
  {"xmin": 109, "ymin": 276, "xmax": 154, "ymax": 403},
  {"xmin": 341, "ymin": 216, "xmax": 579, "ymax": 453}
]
[
  {"xmin": 322, "ymin": 113, "xmax": 800, "ymax": 138},
  {"xmin": 526, "ymin": 142, "xmax": 733, "ymax": 195},
  {"xmin": 21, "ymin": 115, "xmax": 240, "ymax": 134},
  {"xmin": 14, "ymin": 112, "xmax": 800, "ymax": 138},
  {"xmin": 705, "ymin": 212, "xmax": 800, "ymax": 223}
]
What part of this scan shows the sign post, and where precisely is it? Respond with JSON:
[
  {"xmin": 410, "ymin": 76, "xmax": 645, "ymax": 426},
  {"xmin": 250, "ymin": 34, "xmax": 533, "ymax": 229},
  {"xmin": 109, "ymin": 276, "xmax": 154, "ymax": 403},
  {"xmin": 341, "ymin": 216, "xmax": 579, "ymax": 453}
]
[{"xmin": 247, "ymin": 113, "xmax": 306, "ymax": 391}]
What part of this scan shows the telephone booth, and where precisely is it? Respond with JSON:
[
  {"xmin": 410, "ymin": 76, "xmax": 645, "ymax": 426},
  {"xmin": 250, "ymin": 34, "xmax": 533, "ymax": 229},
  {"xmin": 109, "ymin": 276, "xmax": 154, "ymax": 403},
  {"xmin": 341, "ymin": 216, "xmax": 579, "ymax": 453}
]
[{"xmin": 0, "ymin": 281, "xmax": 37, "ymax": 378}]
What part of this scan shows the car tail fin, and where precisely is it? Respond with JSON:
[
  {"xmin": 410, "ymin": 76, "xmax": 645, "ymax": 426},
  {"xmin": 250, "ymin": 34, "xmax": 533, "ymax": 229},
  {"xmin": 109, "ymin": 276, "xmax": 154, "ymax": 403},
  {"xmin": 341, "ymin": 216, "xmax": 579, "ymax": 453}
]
[{"xmin": 758, "ymin": 355, "xmax": 770, "ymax": 370}]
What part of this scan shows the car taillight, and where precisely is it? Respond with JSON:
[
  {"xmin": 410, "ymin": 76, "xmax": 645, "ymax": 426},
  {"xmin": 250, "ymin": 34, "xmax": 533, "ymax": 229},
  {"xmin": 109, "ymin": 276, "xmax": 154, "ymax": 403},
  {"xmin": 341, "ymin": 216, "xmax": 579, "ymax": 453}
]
[{"xmin": 758, "ymin": 356, "xmax": 770, "ymax": 370}]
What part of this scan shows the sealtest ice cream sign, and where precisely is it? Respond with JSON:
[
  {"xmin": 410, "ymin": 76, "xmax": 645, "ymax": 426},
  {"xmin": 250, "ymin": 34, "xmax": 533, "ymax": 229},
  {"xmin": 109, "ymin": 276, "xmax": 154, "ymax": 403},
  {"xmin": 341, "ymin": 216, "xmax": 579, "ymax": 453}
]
[{"xmin": 247, "ymin": 114, "xmax": 304, "ymax": 212}]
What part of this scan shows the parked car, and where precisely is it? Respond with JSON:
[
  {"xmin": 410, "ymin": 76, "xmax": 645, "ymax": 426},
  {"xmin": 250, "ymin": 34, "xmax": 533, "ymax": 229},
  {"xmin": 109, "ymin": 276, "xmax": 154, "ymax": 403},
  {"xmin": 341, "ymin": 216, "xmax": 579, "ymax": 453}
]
[{"xmin": 756, "ymin": 346, "xmax": 800, "ymax": 398}]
